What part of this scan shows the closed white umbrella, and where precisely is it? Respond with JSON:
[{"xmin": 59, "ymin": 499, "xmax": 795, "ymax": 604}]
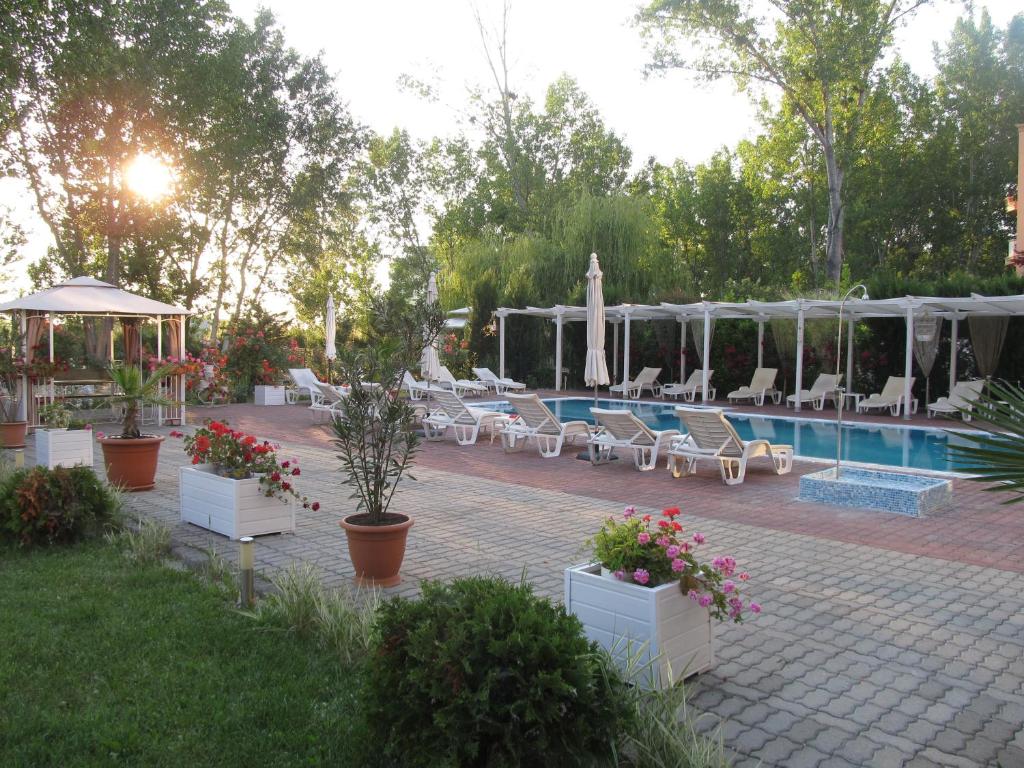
[
  {"xmin": 421, "ymin": 272, "xmax": 442, "ymax": 384},
  {"xmin": 584, "ymin": 253, "xmax": 610, "ymax": 405},
  {"xmin": 325, "ymin": 294, "xmax": 337, "ymax": 384}
]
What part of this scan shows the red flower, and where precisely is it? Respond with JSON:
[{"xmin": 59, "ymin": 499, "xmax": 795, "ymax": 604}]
[
  {"xmin": 192, "ymin": 456, "xmax": 201, "ymax": 464},
  {"xmin": 281, "ymin": 461, "xmax": 290, "ymax": 469},
  {"xmin": 291, "ymin": 468, "xmax": 300, "ymax": 476},
  {"xmin": 642, "ymin": 514, "xmax": 652, "ymax": 523},
  {"xmin": 194, "ymin": 435, "xmax": 211, "ymax": 453},
  {"xmin": 281, "ymin": 481, "xmax": 291, "ymax": 491},
  {"xmin": 270, "ymin": 472, "xmax": 281, "ymax": 482},
  {"xmin": 671, "ymin": 521, "xmax": 682, "ymax": 532},
  {"xmin": 311, "ymin": 502, "xmax": 320, "ymax": 511},
  {"xmin": 242, "ymin": 435, "xmax": 257, "ymax": 446},
  {"xmin": 657, "ymin": 520, "xmax": 670, "ymax": 528},
  {"xmin": 663, "ymin": 506, "xmax": 680, "ymax": 518}
]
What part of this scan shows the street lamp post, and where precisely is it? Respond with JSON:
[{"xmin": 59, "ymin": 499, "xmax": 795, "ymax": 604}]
[{"xmin": 835, "ymin": 284, "xmax": 869, "ymax": 479}]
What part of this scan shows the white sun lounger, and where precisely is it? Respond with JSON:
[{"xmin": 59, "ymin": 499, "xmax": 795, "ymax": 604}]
[
  {"xmin": 501, "ymin": 393, "xmax": 592, "ymax": 458},
  {"xmin": 727, "ymin": 367, "xmax": 780, "ymax": 406},
  {"xmin": 609, "ymin": 366, "xmax": 662, "ymax": 399},
  {"xmin": 438, "ymin": 365, "xmax": 488, "ymax": 397},
  {"xmin": 587, "ymin": 407, "xmax": 680, "ymax": 471},
  {"xmin": 857, "ymin": 376, "xmax": 916, "ymax": 416},
  {"xmin": 313, "ymin": 381, "xmax": 350, "ymax": 422},
  {"xmin": 287, "ymin": 368, "xmax": 326, "ymax": 406},
  {"xmin": 402, "ymin": 371, "xmax": 433, "ymax": 401},
  {"xmin": 787, "ymin": 373, "xmax": 842, "ymax": 411},
  {"xmin": 927, "ymin": 380, "xmax": 985, "ymax": 421},
  {"xmin": 669, "ymin": 406, "xmax": 793, "ymax": 485},
  {"xmin": 660, "ymin": 370, "xmax": 715, "ymax": 401},
  {"xmin": 472, "ymin": 367, "xmax": 526, "ymax": 394},
  {"xmin": 422, "ymin": 389, "xmax": 506, "ymax": 446}
]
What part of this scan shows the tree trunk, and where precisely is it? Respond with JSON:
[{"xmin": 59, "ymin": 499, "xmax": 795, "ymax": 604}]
[{"xmin": 822, "ymin": 118, "xmax": 845, "ymax": 283}]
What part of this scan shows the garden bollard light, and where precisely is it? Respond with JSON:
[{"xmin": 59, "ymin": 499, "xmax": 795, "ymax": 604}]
[
  {"xmin": 239, "ymin": 536, "xmax": 255, "ymax": 608},
  {"xmin": 14, "ymin": 448, "xmax": 24, "ymax": 468}
]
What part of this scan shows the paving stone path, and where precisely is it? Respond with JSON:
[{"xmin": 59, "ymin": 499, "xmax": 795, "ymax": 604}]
[{"xmin": 47, "ymin": 403, "xmax": 1024, "ymax": 768}]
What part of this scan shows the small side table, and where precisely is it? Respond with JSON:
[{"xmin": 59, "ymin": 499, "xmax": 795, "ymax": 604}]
[{"xmin": 843, "ymin": 392, "xmax": 863, "ymax": 411}]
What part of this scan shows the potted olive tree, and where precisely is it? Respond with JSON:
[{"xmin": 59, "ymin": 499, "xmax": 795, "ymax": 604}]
[
  {"xmin": 332, "ymin": 293, "xmax": 444, "ymax": 587},
  {"xmin": 96, "ymin": 362, "xmax": 178, "ymax": 491}
]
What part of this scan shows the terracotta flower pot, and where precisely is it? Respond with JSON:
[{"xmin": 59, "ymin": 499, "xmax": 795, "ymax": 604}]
[
  {"xmin": 0, "ymin": 421, "xmax": 28, "ymax": 449},
  {"xmin": 339, "ymin": 513, "xmax": 414, "ymax": 587},
  {"xmin": 98, "ymin": 435, "xmax": 165, "ymax": 491}
]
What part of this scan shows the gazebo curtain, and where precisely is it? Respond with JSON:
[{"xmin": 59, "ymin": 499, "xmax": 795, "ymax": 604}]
[
  {"xmin": 912, "ymin": 314, "xmax": 942, "ymax": 403},
  {"xmin": 968, "ymin": 316, "xmax": 1008, "ymax": 378},
  {"xmin": 24, "ymin": 314, "xmax": 46, "ymax": 425},
  {"xmin": 690, "ymin": 318, "xmax": 716, "ymax": 364},
  {"xmin": 166, "ymin": 317, "xmax": 182, "ymax": 360},
  {"xmin": 121, "ymin": 318, "xmax": 141, "ymax": 366}
]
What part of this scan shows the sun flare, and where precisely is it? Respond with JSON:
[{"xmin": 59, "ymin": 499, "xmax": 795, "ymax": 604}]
[{"xmin": 124, "ymin": 153, "xmax": 175, "ymax": 202}]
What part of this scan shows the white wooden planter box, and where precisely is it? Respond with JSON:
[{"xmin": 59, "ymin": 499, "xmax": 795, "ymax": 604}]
[
  {"xmin": 564, "ymin": 563, "xmax": 714, "ymax": 689},
  {"xmin": 254, "ymin": 385, "xmax": 287, "ymax": 406},
  {"xmin": 180, "ymin": 464, "xmax": 295, "ymax": 540},
  {"xmin": 35, "ymin": 429, "xmax": 94, "ymax": 470}
]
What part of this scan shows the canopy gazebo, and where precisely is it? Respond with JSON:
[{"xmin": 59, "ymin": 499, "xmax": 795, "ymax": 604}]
[
  {"xmin": 0, "ymin": 277, "xmax": 189, "ymax": 427},
  {"xmin": 496, "ymin": 293, "xmax": 1024, "ymax": 419}
]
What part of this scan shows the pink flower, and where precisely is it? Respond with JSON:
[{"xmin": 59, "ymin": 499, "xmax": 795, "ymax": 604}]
[
  {"xmin": 687, "ymin": 589, "xmax": 699, "ymax": 601},
  {"xmin": 671, "ymin": 558, "xmax": 685, "ymax": 573},
  {"xmin": 692, "ymin": 532, "xmax": 706, "ymax": 544},
  {"xmin": 84, "ymin": 424, "xmax": 92, "ymax": 431},
  {"xmin": 698, "ymin": 594, "xmax": 713, "ymax": 608},
  {"xmin": 665, "ymin": 545, "xmax": 680, "ymax": 558},
  {"xmin": 750, "ymin": 602, "xmax": 762, "ymax": 614},
  {"xmin": 623, "ymin": 505, "xmax": 636, "ymax": 518},
  {"xmin": 95, "ymin": 431, "xmax": 106, "ymax": 440},
  {"xmin": 637, "ymin": 532, "xmax": 651, "ymax": 545},
  {"xmin": 739, "ymin": 572, "xmax": 750, "ymax": 581},
  {"xmin": 655, "ymin": 535, "xmax": 670, "ymax": 547},
  {"xmin": 613, "ymin": 570, "xmax": 625, "ymax": 581},
  {"xmin": 723, "ymin": 580, "xmax": 735, "ymax": 594},
  {"xmin": 633, "ymin": 568, "xmax": 650, "ymax": 585}
]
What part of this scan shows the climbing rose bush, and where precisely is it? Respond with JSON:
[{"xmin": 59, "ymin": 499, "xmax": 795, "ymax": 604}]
[{"xmin": 591, "ymin": 505, "xmax": 761, "ymax": 622}]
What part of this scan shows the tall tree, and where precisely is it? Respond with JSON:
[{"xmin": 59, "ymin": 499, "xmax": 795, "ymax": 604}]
[{"xmin": 639, "ymin": 0, "xmax": 932, "ymax": 282}]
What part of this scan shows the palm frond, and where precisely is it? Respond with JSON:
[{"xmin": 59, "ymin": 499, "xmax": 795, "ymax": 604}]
[{"xmin": 947, "ymin": 380, "xmax": 1024, "ymax": 504}]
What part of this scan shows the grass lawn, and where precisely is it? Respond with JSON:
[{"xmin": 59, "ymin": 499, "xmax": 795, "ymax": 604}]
[{"xmin": 0, "ymin": 543, "xmax": 362, "ymax": 767}]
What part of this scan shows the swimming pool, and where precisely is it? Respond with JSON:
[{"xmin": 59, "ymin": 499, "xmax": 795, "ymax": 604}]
[{"xmin": 486, "ymin": 397, "xmax": 976, "ymax": 474}]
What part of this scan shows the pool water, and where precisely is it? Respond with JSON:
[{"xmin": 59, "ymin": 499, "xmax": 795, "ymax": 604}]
[{"xmin": 488, "ymin": 397, "xmax": 975, "ymax": 474}]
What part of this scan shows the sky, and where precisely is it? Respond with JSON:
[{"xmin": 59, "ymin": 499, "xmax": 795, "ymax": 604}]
[{"xmin": 1, "ymin": 0, "xmax": 1017, "ymax": 304}]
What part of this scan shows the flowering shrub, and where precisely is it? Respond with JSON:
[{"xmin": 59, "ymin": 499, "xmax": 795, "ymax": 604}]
[
  {"xmin": 173, "ymin": 420, "xmax": 319, "ymax": 510},
  {"xmin": 439, "ymin": 332, "xmax": 472, "ymax": 379},
  {"xmin": 591, "ymin": 505, "xmax": 760, "ymax": 623}
]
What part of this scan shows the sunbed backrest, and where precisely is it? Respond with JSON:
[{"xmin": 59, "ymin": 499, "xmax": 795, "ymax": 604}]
[
  {"xmin": 676, "ymin": 407, "xmax": 743, "ymax": 457},
  {"xmin": 810, "ymin": 373, "xmax": 840, "ymax": 394},
  {"xmin": 289, "ymin": 368, "xmax": 320, "ymax": 391},
  {"xmin": 431, "ymin": 389, "xmax": 474, "ymax": 423},
  {"xmin": 880, "ymin": 377, "xmax": 908, "ymax": 399},
  {"xmin": 592, "ymin": 408, "xmax": 656, "ymax": 446},
  {"xmin": 749, "ymin": 368, "xmax": 777, "ymax": 391},
  {"xmin": 507, "ymin": 393, "xmax": 560, "ymax": 435}
]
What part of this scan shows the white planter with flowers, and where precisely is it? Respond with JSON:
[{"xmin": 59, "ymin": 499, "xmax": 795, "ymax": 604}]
[
  {"xmin": 565, "ymin": 563, "xmax": 713, "ymax": 688},
  {"xmin": 35, "ymin": 428, "xmax": 94, "ymax": 470},
  {"xmin": 254, "ymin": 385, "xmax": 287, "ymax": 406},
  {"xmin": 180, "ymin": 463, "xmax": 295, "ymax": 540},
  {"xmin": 567, "ymin": 504, "xmax": 760, "ymax": 689}
]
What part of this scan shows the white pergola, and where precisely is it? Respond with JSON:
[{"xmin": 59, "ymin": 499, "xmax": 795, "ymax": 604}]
[
  {"xmin": 496, "ymin": 293, "xmax": 1024, "ymax": 420},
  {"xmin": 0, "ymin": 277, "xmax": 190, "ymax": 426}
]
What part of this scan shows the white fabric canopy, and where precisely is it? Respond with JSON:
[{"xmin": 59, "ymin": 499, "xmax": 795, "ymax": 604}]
[
  {"xmin": 0, "ymin": 276, "xmax": 188, "ymax": 316},
  {"xmin": 325, "ymin": 295, "xmax": 337, "ymax": 362},
  {"xmin": 421, "ymin": 272, "xmax": 441, "ymax": 382},
  {"xmin": 583, "ymin": 253, "xmax": 609, "ymax": 387}
]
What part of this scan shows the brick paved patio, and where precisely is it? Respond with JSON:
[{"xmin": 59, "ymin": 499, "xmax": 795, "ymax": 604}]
[{"xmin": 45, "ymin": 399, "xmax": 1024, "ymax": 767}]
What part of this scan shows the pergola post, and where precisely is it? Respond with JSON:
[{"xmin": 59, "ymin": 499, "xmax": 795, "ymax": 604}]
[
  {"xmin": 846, "ymin": 316, "xmax": 855, "ymax": 393},
  {"xmin": 756, "ymin": 320, "xmax": 764, "ymax": 369},
  {"xmin": 18, "ymin": 310, "xmax": 27, "ymax": 421},
  {"xmin": 612, "ymin": 321, "xmax": 619, "ymax": 383},
  {"xmin": 498, "ymin": 313, "xmax": 506, "ymax": 379},
  {"xmin": 679, "ymin": 318, "xmax": 687, "ymax": 385},
  {"xmin": 623, "ymin": 313, "xmax": 632, "ymax": 386},
  {"xmin": 554, "ymin": 311, "xmax": 564, "ymax": 391},
  {"xmin": 949, "ymin": 316, "xmax": 958, "ymax": 394},
  {"xmin": 178, "ymin": 316, "xmax": 187, "ymax": 425},
  {"xmin": 904, "ymin": 306, "xmax": 914, "ymax": 420},
  {"xmin": 794, "ymin": 306, "xmax": 805, "ymax": 412},
  {"xmin": 157, "ymin": 315, "xmax": 162, "ymax": 359},
  {"xmin": 701, "ymin": 308, "xmax": 711, "ymax": 404}
]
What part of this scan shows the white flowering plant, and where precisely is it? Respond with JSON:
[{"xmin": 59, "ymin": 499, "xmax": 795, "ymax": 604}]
[{"xmin": 590, "ymin": 505, "xmax": 761, "ymax": 623}]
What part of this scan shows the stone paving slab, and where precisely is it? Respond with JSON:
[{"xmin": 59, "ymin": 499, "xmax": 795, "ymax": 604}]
[{"xmin": 30, "ymin": 413, "xmax": 1024, "ymax": 768}]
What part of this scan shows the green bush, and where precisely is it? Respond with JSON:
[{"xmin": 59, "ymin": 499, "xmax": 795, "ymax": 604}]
[
  {"xmin": 362, "ymin": 576, "xmax": 626, "ymax": 768},
  {"xmin": 0, "ymin": 466, "xmax": 119, "ymax": 546}
]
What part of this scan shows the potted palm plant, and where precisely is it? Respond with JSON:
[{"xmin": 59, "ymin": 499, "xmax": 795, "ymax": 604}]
[
  {"xmin": 96, "ymin": 362, "xmax": 178, "ymax": 491},
  {"xmin": 0, "ymin": 335, "xmax": 28, "ymax": 449},
  {"xmin": 331, "ymin": 292, "xmax": 444, "ymax": 587}
]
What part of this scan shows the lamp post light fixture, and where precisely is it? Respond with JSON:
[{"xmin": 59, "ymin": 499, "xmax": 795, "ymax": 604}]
[{"xmin": 835, "ymin": 284, "xmax": 869, "ymax": 479}]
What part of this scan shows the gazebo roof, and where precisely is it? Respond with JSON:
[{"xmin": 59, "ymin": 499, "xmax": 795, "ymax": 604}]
[
  {"xmin": 497, "ymin": 294, "xmax": 1024, "ymax": 322},
  {"xmin": 0, "ymin": 277, "xmax": 188, "ymax": 317}
]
